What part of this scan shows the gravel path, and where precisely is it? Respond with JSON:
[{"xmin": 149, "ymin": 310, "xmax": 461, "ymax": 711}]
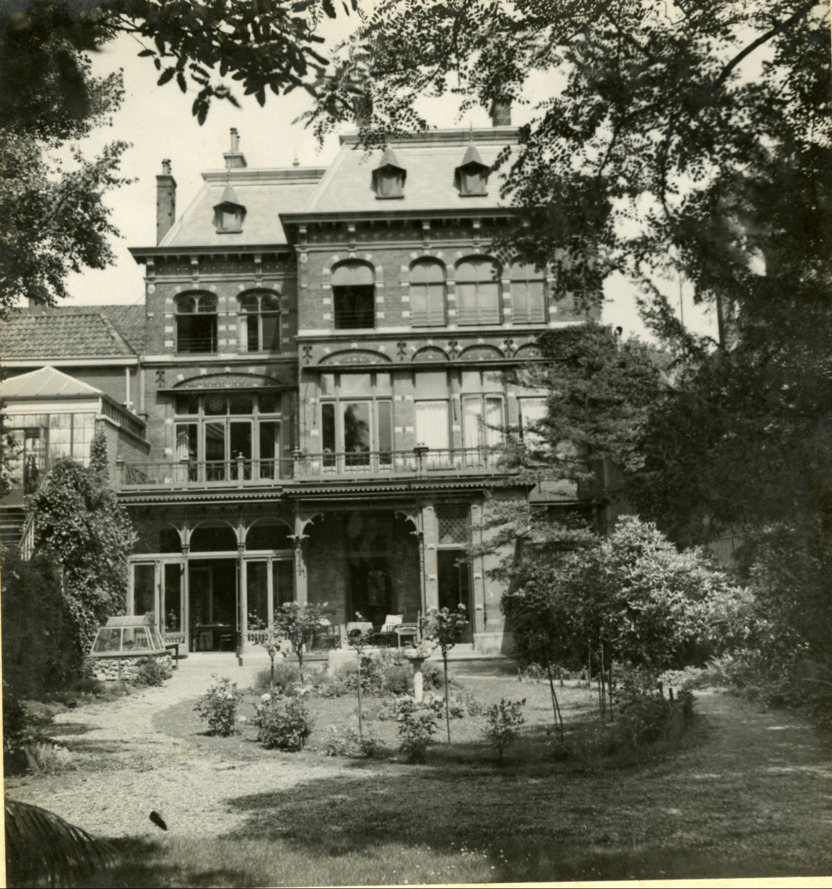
[
  {"xmin": 5, "ymin": 654, "xmax": 349, "ymax": 840},
  {"xmin": 6, "ymin": 655, "xmax": 832, "ymax": 879}
]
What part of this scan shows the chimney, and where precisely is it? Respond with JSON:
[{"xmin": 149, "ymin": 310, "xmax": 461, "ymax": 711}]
[
  {"xmin": 223, "ymin": 127, "xmax": 247, "ymax": 170},
  {"xmin": 353, "ymin": 94, "xmax": 373, "ymax": 129},
  {"xmin": 489, "ymin": 98, "xmax": 512, "ymax": 126},
  {"xmin": 156, "ymin": 159, "xmax": 177, "ymax": 244}
]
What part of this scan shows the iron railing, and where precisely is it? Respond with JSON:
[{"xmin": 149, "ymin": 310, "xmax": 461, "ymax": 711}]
[{"xmin": 116, "ymin": 447, "xmax": 513, "ymax": 490}]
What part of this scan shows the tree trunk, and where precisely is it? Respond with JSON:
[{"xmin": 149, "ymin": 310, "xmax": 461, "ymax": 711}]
[
  {"xmin": 544, "ymin": 653, "xmax": 564, "ymax": 743},
  {"xmin": 356, "ymin": 654, "xmax": 364, "ymax": 740},
  {"xmin": 443, "ymin": 650, "xmax": 451, "ymax": 743}
]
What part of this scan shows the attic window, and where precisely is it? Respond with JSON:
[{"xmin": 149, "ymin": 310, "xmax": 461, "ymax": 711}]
[
  {"xmin": 454, "ymin": 144, "xmax": 490, "ymax": 197},
  {"xmin": 213, "ymin": 183, "xmax": 246, "ymax": 233},
  {"xmin": 372, "ymin": 147, "xmax": 406, "ymax": 199}
]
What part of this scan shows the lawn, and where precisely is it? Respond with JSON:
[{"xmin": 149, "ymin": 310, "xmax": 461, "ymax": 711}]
[{"xmin": 90, "ymin": 669, "xmax": 832, "ymax": 886}]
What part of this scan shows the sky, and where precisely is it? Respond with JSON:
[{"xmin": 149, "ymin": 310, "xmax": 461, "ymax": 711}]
[{"xmin": 64, "ymin": 21, "xmax": 718, "ymax": 343}]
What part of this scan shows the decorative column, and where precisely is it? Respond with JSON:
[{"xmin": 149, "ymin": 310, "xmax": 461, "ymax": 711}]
[
  {"xmin": 470, "ymin": 502, "xmax": 486, "ymax": 635},
  {"xmin": 421, "ymin": 503, "xmax": 439, "ymax": 610},
  {"xmin": 291, "ymin": 512, "xmax": 310, "ymax": 606}
]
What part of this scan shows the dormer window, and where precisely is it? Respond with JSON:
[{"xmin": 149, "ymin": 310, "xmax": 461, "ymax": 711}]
[
  {"xmin": 212, "ymin": 183, "xmax": 246, "ymax": 233},
  {"xmin": 372, "ymin": 147, "xmax": 406, "ymax": 199},
  {"xmin": 454, "ymin": 144, "xmax": 490, "ymax": 197}
]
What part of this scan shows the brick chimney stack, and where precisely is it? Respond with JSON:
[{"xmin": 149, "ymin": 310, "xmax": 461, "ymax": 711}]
[
  {"xmin": 489, "ymin": 98, "xmax": 512, "ymax": 126},
  {"xmin": 223, "ymin": 128, "xmax": 247, "ymax": 170},
  {"xmin": 156, "ymin": 159, "xmax": 177, "ymax": 244}
]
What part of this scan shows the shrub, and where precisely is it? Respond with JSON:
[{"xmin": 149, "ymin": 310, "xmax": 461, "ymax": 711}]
[
  {"xmin": 29, "ymin": 742, "xmax": 75, "ymax": 774},
  {"xmin": 483, "ymin": 698, "xmax": 526, "ymax": 763},
  {"xmin": 194, "ymin": 676, "xmax": 243, "ymax": 736},
  {"xmin": 3, "ymin": 687, "xmax": 54, "ymax": 755},
  {"xmin": 253, "ymin": 692, "xmax": 313, "ymax": 751},
  {"xmin": 321, "ymin": 725, "xmax": 380, "ymax": 758},
  {"xmin": 254, "ymin": 662, "xmax": 301, "ymax": 694},
  {"xmin": 134, "ymin": 656, "xmax": 172, "ymax": 687},
  {"xmin": 395, "ymin": 695, "xmax": 438, "ymax": 762}
]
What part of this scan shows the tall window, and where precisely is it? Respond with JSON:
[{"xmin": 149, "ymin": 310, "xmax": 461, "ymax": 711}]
[
  {"xmin": 174, "ymin": 392, "xmax": 281, "ymax": 482},
  {"xmin": 410, "ymin": 260, "xmax": 446, "ymax": 326},
  {"xmin": 331, "ymin": 261, "xmax": 375, "ymax": 329},
  {"xmin": 519, "ymin": 397, "xmax": 548, "ymax": 449},
  {"xmin": 176, "ymin": 293, "xmax": 217, "ymax": 353},
  {"xmin": 239, "ymin": 291, "xmax": 280, "ymax": 352},
  {"xmin": 455, "ymin": 258, "xmax": 501, "ymax": 325},
  {"xmin": 462, "ymin": 397, "xmax": 504, "ymax": 451},
  {"xmin": 320, "ymin": 372, "xmax": 393, "ymax": 469},
  {"xmin": 510, "ymin": 260, "xmax": 546, "ymax": 324},
  {"xmin": 415, "ymin": 401, "xmax": 450, "ymax": 454}
]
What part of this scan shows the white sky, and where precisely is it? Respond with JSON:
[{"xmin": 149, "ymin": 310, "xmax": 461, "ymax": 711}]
[{"xmin": 64, "ymin": 22, "xmax": 718, "ymax": 342}]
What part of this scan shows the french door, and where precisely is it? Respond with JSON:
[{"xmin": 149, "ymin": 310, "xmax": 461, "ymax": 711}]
[{"xmin": 130, "ymin": 559, "xmax": 187, "ymax": 645}]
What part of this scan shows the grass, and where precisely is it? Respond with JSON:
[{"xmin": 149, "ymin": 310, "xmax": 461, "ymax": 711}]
[{"xmin": 14, "ymin": 670, "xmax": 832, "ymax": 887}]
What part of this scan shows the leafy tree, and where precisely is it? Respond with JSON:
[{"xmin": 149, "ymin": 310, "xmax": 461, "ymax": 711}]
[
  {"xmin": 309, "ymin": 0, "xmax": 832, "ymax": 708},
  {"xmin": 273, "ymin": 601, "xmax": 329, "ymax": 686},
  {"xmin": 306, "ymin": 0, "xmax": 829, "ymax": 332},
  {"xmin": 0, "ymin": 0, "xmax": 355, "ymax": 311},
  {"xmin": 346, "ymin": 621, "xmax": 373, "ymax": 740},
  {"xmin": 503, "ymin": 516, "xmax": 746, "ymax": 715},
  {"xmin": 29, "ymin": 426, "xmax": 135, "ymax": 664},
  {"xmin": 421, "ymin": 604, "xmax": 468, "ymax": 742}
]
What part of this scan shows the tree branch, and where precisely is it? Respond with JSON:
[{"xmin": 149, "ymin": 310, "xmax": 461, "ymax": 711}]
[{"xmin": 712, "ymin": 0, "xmax": 820, "ymax": 92}]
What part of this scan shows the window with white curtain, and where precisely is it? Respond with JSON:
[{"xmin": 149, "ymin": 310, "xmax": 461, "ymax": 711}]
[
  {"xmin": 415, "ymin": 400, "xmax": 450, "ymax": 452},
  {"xmin": 519, "ymin": 397, "xmax": 548, "ymax": 448},
  {"xmin": 462, "ymin": 396, "xmax": 504, "ymax": 450}
]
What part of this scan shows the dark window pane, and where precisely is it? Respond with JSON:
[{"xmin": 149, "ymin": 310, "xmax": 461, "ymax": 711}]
[{"xmin": 262, "ymin": 314, "xmax": 279, "ymax": 350}]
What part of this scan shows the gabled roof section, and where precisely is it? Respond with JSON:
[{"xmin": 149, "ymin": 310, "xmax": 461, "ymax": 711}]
[
  {"xmin": 1, "ymin": 306, "xmax": 143, "ymax": 359},
  {"xmin": 145, "ymin": 167, "xmax": 326, "ymax": 250},
  {"xmin": 0, "ymin": 366, "xmax": 103, "ymax": 400},
  {"xmin": 298, "ymin": 128, "xmax": 518, "ymax": 216}
]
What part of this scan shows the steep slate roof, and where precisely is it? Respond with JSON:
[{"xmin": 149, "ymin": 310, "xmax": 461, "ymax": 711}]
[
  {"xmin": 0, "ymin": 366, "xmax": 103, "ymax": 399},
  {"xmin": 1, "ymin": 306, "xmax": 144, "ymax": 359},
  {"xmin": 300, "ymin": 128, "xmax": 518, "ymax": 216},
  {"xmin": 159, "ymin": 167, "xmax": 326, "ymax": 248}
]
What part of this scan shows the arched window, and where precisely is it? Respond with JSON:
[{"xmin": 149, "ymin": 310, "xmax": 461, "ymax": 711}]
[
  {"xmin": 239, "ymin": 291, "xmax": 280, "ymax": 352},
  {"xmin": 175, "ymin": 293, "xmax": 217, "ymax": 354},
  {"xmin": 509, "ymin": 260, "xmax": 546, "ymax": 324},
  {"xmin": 331, "ymin": 261, "xmax": 375, "ymax": 329},
  {"xmin": 410, "ymin": 260, "xmax": 446, "ymax": 327},
  {"xmin": 455, "ymin": 257, "xmax": 501, "ymax": 325}
]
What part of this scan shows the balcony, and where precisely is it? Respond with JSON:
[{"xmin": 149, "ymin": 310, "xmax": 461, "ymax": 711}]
[{"xmin": 115, "ymin": 447, "xmax": 515, "ymax": 491}]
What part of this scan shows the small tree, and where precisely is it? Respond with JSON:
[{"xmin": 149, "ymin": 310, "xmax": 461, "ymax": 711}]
[
  {"xmin": 256, "ymin": 625, "xmax": 286, "ymax": 692},
  {"xmin": 483, "ymin": 698, "xmax": 526, "ymax": 764},
  {"xmin": 272, "ymin": 602, "xmax": 329, "ymax": 686},
  {"xmin": 421, "ymin": 605, "xmax": 468, "ymax": 742},
  {"xmin": 347, "ymin": 619, "xmax": 373, "ymax": 740}
]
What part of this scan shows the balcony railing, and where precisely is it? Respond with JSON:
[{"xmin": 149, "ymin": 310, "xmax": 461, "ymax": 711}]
[{"xmin": 116, "ymin": 447, "xmax": 514, "ymax": 490}]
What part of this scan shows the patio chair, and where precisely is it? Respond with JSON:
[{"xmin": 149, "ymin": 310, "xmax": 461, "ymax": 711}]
[{"xmin": 373, "ymin": 614, "xmax": 403, "ymax": 648}]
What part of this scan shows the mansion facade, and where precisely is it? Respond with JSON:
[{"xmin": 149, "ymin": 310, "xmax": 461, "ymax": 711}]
[{"xmin": 1, "ymin": 119, "xmax": 604, "ymax": 660}]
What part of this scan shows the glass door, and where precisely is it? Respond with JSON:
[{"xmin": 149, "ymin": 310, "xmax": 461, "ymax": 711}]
[
  {"xmin": 131, "ymin": 562, "xmax": 158, "ymax": 619},
  {"xmin": 162, "ymin": 560, "xmax": 186, "ymax": 646}
]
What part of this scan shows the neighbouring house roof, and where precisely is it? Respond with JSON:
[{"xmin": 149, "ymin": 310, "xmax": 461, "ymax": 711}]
[
  {"xmin": 0, "ymin": 366, "xmax": 104, "ymax": 400},
  {"xmin": 298, "ymin": 128, "xmax": 517, "ymax": 216},
  {"xmin": 156, "ymin": 167, "xmax": 326, "ymax": 249},
  {"xmin": 1, "ymin": 305, "xmax": 145, "ymax": 359}
]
